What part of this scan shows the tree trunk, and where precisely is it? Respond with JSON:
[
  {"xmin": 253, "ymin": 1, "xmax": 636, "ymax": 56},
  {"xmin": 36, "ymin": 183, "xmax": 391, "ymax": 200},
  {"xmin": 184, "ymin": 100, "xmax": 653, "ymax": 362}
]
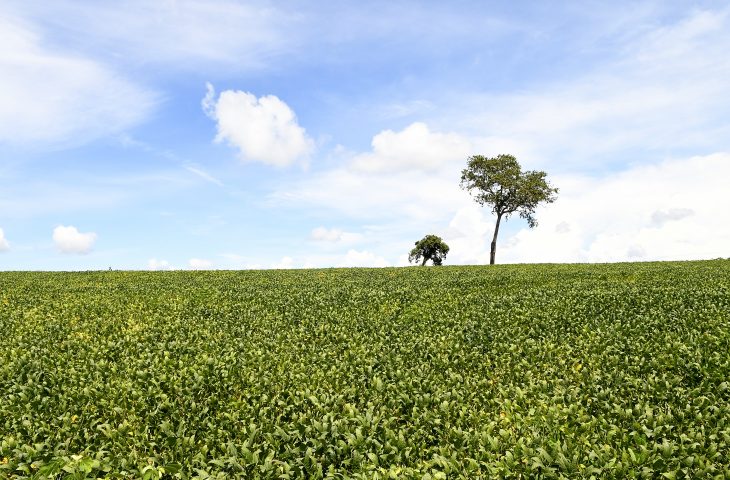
[
  {"xmin": 490, "ymin": 215, "xmax": 502, "ymax": 265},
  {"xmin": 421, "ymin": 256, "xmax": 428, "ymax": 266}
]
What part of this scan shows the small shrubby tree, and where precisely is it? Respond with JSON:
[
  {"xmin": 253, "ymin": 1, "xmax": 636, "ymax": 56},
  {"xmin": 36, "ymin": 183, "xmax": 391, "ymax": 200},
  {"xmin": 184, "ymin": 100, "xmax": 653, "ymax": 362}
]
[
  {"xmin": 460, "ymin": 154, "xmax": 558, "ymax": 265},
  {"xmin": 409, "ymin": 235, "xmax": 450, "ymax": 266}
]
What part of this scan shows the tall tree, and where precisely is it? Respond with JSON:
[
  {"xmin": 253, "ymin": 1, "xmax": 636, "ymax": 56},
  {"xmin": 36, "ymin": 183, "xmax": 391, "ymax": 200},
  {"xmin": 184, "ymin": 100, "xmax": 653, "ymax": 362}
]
[
  {"xmin": 460, "ymin": 154, "xmax": 558, "ymax": 265},
  {"xmin": 409, "ymin": 234, "xmax": 450, "ymax": 266}
]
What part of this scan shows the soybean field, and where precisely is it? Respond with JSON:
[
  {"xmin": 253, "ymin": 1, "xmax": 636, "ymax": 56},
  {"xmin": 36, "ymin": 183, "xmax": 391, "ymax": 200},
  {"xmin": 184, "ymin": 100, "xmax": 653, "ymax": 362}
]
[{"xmin": 1, "ymin": 261, "xmax": 729, "ymax": 479}]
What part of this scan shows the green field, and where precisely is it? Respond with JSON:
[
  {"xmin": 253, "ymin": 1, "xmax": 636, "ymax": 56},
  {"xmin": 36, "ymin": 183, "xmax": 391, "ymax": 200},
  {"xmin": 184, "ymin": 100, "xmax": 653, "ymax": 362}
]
[{"xmin": 1, "ymin": 261, "xmax": 729, "ymax": 479}]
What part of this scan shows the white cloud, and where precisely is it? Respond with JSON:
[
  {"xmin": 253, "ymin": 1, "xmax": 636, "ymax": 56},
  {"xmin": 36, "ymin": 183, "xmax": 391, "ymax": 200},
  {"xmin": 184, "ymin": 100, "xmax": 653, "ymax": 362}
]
[
  {"xmin": 203, "ymin": 83, "xmax": 314, "ymax": 167},
  {"xmin": 0, "ymin": 16, "xmax": 156, "ymax": 147},
  {"xmin": 148, "ymin": 258, "xmax": 173, "ymax": 271},
  {"xmin": 0, "ymin": 228, "xmax": 9, "ymax": 252},
  {"xmin": 219, "ymin": 253, "xmax": 258, "ymax": 269},
  {"xmin": 273, "ymin": 166, "xmax": 468, "ymax": 224},
  {"xmin": 184, "ymin": 166, "xmax": 224, "ymax": 187},
  {"xmin": 271, "ymin": 122, "xmax": 476, "ymax": 223},
  {"xmin": 52, "ymin": 225, "xmax": 97, "ymax": 254},
  {"xmin": 269, "ymin": 8, "xmax": 730, "ymax": 268},
  {"xmin": 396, "ymin": 254, "xmax": 411, "ymax": 267},
  {"xmin": 5, "ymin": 1, "xmax": 521, "ymax": 74},
  {"xmin": 220, "ymin": 250, "xmax": 390, "ymax": 270},
  {"xmin": 311, "ymin": 227, "xmax": 344, "ymax": 242},
  {"xmin": 350, "ymin": 122, "xmax": 472, "ymax": 173},
  {"xmin": 441, "ymin": 205, "xmax": 492, "ymax": 265},
  {"xmin": 310, "ymin": 226, "xmax": 362, "ymax": 244},
  {"xmin": 284, "ymin": 152, "xmax": 727, "ymax": 267},
  {"xmin": 220, "ymin": 250, "xmax": 347, "ymax": 269},
  {"xmin": 338, "ymin": 249, "xmax": 389, "ymax": 268},
  {"xmin": 445, "ymin": 153, "xmax": 730, "ymax": 264},
  {"xmin": 555, "ymin": 221, "xmax": 571, "ymax": 234},
  {"xmin": 269, "ymin": 124, "xmax": 490, "ymax": 268},
  {"xmin": 650, "ymin": 208, "xmax": 694, "ymax": 227},
  {"xmin": 188, "ymin": 258, "xmax": 213, "ymax": 269},
  {"xmin": 0, "ymin": 169, "xmax": 198, "ymax": 219},
  {"xmin": 441, "ymin": 8, "xmax": 730, "ymax": 171},
  {"xmin": 626, "ymin": 245, "xmax": 647, "ymax": 259},
  {"xmin": 379, "ymin": 100, "xmax": 435, "ymax": 119},
  {"xmin": 271, "ymin": 256, "xmax": 295, "ymax": 269},
  {"xmin": 219, "ymin": 253, "xmax": 270, "ymax": 270},
  {"xmin": 8, "ymin": 1, "xmax": 294, "ymax": 68}
]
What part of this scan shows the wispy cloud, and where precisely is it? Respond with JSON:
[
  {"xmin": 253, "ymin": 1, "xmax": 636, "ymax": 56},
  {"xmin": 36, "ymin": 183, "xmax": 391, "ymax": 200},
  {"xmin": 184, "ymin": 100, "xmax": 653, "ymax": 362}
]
[
  {"xmin": 6, "ymin": 0, "xmax": 296, "ymax": 69},
  {"xmin": 184, "ymin": 165, "xmax": 224, "ymax": 187},
  {"xmin": 0, "ymin": 15, "xmax": 157, "ymax": 148},
  {"xmin": 434, "ymin": 8, "xmax": 730, "ymax": 171}
]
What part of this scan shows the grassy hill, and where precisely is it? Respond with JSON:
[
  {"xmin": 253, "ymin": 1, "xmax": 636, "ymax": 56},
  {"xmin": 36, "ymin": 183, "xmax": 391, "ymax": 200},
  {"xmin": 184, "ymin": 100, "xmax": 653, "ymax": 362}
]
[{"xmin": 1, "ymin": 261, "xmax": 729, "ymax": 478}]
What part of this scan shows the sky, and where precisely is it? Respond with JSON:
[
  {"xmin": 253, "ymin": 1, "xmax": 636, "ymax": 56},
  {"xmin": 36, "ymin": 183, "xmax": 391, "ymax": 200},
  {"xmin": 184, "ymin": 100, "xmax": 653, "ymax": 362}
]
[{"xmin": 1, "ymin": 0, "xmax": 729, "ymax": 270}]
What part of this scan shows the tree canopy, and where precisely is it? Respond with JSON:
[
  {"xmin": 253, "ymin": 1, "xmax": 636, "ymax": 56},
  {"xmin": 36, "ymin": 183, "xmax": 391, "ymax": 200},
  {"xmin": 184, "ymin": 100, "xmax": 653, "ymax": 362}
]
[
  {"xmin": 460, "ymin": 154, "xmax": 558, "ymax": 264},
  {"xmin": 409, "ymin": 234, "xmax": 450, "ymax": 266}
]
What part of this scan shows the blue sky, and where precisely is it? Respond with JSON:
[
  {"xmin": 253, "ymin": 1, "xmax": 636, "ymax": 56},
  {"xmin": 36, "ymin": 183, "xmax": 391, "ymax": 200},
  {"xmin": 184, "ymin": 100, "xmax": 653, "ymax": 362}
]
[{"xmin": 1, "ymin": 0, "xmax": 729, "ymax": 270}]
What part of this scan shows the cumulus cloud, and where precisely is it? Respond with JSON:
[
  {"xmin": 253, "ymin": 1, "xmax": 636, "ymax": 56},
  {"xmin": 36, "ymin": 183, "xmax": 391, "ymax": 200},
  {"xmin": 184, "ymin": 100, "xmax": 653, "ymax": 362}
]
[
  {"xmin": 440, "ymin": 205, "xmax": 492, "ymax": 265},
  {"xmin": 444, "ymin": 153, "xmax": 730, "ymax": 264},
  {"xmin": 188, "ymin": 258, "xmax": 213, "ymax": 269},
  {"xmin": 261, "ymin": 151, "xmax": 721, "ymax": 268},
  {"xmin": 270, "ymin": 122, "xmax": 478, "ymax": 224},
  {"xmin": 270, "ymin": 5, "xmax": 730, "ymax": 268},
  {"xmin": 203, "ymin": 83, "xmax": 314, "ymax": 167},
  {"xmin": 350, "ymin": 122, "xmax": 472, "ymax": 173},
  {"xmin": 0, "ymin": 16, "xmax": 156, "ymax": 147},
  {"xmin": 338, "ymin": 249, "xmax": 389, "ymax": 268},
  {"xmin": 148, "ymin": 258, "xmax": 173, "ymax": 270},
  {"xmin": 52, "ymin": 225, "xmax": 97, "ymax": 254},
  {"xmin": 272, "ymin": 7, "xmax": 730, "ymax": 244},
  {"xmin": 0, "ymin": 228, "xmax": 9, "ymax": 251}
]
